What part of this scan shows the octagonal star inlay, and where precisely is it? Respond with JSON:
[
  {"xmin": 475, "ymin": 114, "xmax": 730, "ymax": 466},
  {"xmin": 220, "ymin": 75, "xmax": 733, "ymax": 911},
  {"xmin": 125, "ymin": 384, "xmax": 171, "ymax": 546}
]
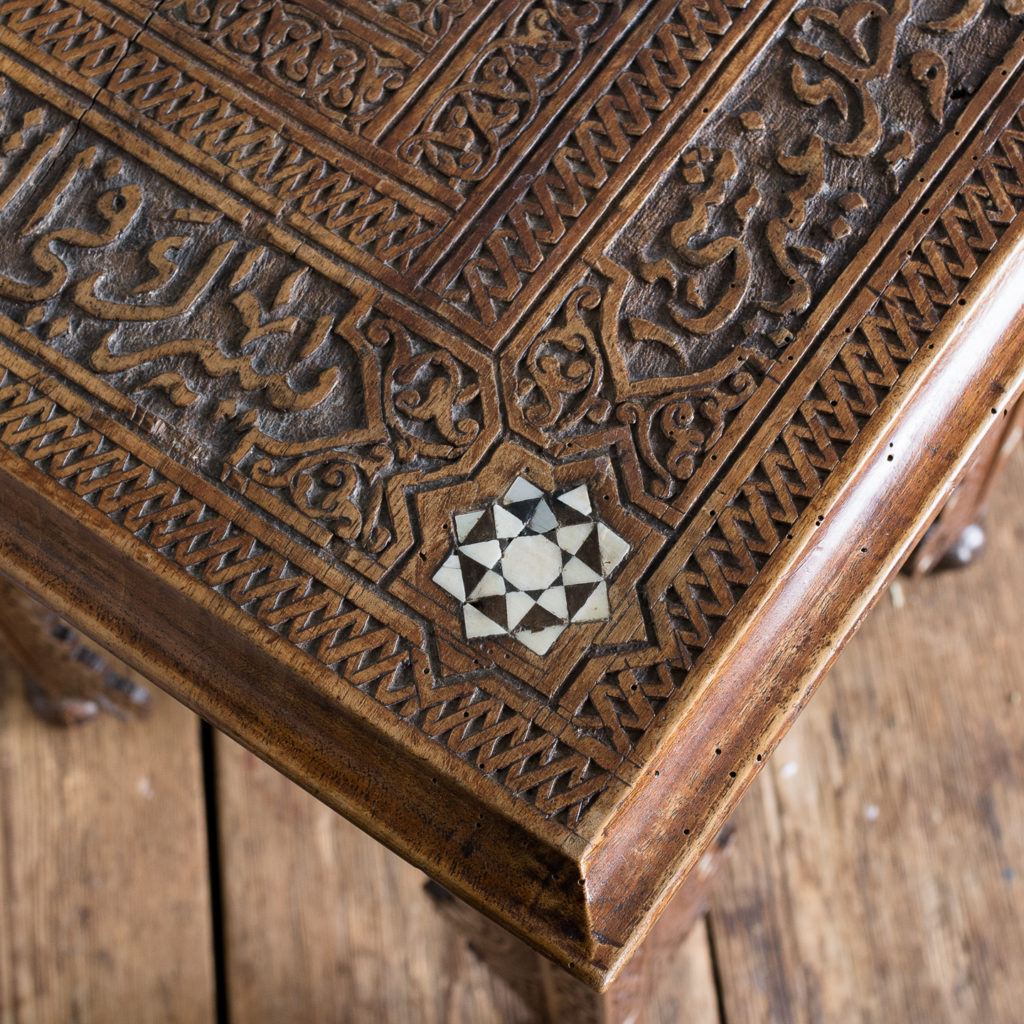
[{"xmin": 431, "ymin": 476, "xmax": 630, "ymax": 656}]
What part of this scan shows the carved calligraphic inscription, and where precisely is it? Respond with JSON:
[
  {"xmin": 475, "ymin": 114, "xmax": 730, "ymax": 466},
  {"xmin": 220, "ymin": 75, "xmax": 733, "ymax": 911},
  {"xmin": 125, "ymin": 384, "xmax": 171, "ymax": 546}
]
[
  {"xmin": 663, "ymin": 111, "xmax": 1024, "ymax": 666},
  {"xmin": 0, "ymin": 76, "xmax": 496, "ymax": 570},
  {"xmin": 0, "ymin": 137, "xmax": 355, "ymax": 423},
  {"xmin": 504, "ymin": 0, "xmax": 1022, "ymax": 508},
  {"xmin": 1, "ymin": 0, "xmax": 1024, "ymax": 840}
]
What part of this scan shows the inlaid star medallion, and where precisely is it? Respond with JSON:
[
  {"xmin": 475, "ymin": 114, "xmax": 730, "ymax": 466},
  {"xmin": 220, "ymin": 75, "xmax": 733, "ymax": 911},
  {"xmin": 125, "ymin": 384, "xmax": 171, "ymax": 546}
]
[
  {"xmin": 395, "ymin": 443, "xmax": 671, "ymax": 701},
  {"xmin": 431, "ymin": 476, "xmax": 630, "ymax": 655}
]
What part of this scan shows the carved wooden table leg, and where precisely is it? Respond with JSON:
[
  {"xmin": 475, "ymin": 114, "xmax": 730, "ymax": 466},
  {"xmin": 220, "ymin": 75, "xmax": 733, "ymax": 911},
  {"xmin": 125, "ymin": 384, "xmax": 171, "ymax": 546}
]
[
  {"xmin": 0, "ymin": 574, "xmax": 149, "ymax": 725},
  {"xmin": 428, "ymin": 826, "xmax": 732, "ymax": 1023},
  {"xmin": 908, "ymin": 394, "xmax": 1024, "ymax": 575}
]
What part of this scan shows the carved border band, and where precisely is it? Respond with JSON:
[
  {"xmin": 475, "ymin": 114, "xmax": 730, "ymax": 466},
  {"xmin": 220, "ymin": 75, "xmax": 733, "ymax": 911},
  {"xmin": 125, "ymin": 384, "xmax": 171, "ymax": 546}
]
[{"xmin": 0, "ymin": 0, "xmax": 780, "ymax": 346}]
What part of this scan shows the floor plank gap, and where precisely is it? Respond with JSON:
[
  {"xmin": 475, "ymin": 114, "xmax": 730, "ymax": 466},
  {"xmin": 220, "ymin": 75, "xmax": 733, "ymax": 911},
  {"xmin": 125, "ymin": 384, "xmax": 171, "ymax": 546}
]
[{"xmin": 202, "ymin": 721, "xmax": 231, "ymax": 1024}]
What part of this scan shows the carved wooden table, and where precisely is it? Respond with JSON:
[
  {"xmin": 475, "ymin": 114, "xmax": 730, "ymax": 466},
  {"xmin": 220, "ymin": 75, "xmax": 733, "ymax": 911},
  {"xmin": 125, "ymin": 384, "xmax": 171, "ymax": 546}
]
[{"xmin": 2, "ymin": 0, "xmax": 1024, "ymax": 1016}]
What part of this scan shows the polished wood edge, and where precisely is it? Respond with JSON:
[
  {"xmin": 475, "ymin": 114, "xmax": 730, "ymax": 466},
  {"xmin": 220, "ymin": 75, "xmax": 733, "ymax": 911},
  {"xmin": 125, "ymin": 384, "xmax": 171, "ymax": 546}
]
[
  {"xmin": 907, "ymin": 392, "xmax": 1024, "ymax": 575},
  {"xmin": 427, "ymin": 824, "xmax": 732, "ymax": 1017},
  {"xmin": 568, "ymin": 206, "xmax": 1024, "ymax": 986}
]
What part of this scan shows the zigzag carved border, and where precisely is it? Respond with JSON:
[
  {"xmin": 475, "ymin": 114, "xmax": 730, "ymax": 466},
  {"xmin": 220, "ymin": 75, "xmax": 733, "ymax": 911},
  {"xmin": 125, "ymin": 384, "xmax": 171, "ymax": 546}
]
[{"xmin": 432, "ymin": 0, "xmax": 758, "ymax": 330}]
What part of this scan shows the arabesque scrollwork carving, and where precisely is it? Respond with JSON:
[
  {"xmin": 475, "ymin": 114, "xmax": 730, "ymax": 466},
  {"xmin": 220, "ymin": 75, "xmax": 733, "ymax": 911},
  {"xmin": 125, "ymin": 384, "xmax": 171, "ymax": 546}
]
[
  {"xmin": 164, "ymin": 0, "xmax": 407, "ymax": 132},
  {"xmin": 368, "ymin": 316, "xmax": 482, "ymax": 460},
  {"xmin": 616, "ymin": 368, "xmax": 767, "ymax": 500},
  {"xmin": 373, "ymin": 0, "xmax": 477, "ymax": 42},
  {"xmin": 225, "ymin": 305, "xmax": 491, "ymax": 557},
  {"xmin": 515, "ymin": 284, "xmax": 609, "ymax": 433},
  {"xmin": 400, "ymin": 0, "xmax": 622, "ymax": 186},
  {"xmin": 506, "ymin": 258, "xmax": 775, "ymax": 503}
]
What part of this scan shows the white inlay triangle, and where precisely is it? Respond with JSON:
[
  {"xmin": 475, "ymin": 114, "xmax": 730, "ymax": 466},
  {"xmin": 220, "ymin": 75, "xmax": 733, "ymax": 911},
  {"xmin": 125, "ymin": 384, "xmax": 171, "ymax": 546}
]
[
  {"xmin": 432, "ymin": 553, "xmax": 465, "ymax": 600},
  {"xmin": 571, "ymin": 582, "xmax": 610, "ymax": 622},
  {"xmin": 503, "ymin": 476, "xmax": 543, "ymax": 503},
  {"xmin": 555, "ymin": 523, "xmax": 592, "ymax": 555},
  {"xmin": 516, "ymin": 624, "xmax": 565, "ymax": 656},
  {"xmin": 461, "ymin": 539, "xmax": 502, "ymax": 568},
  {"xmin": 468, "ymin": 569, "xmax": 506, "ymax": 600},
  {"xmin": 530, "ymin": 500, "xmax": 558, "ymax": 533},
  {"xmin": 537, "ymin": 585, "xmax": 567, "ymax": 620},
  {"xmin": 454, "ymin": 509, "xmax": 485, "ymax": 542},
  {"xmin": 504, "ymin": 591, "xmax": 534, "ymax": 631},
  {"xmin": 464, "ymin": 604, "xmax": 506, "ymax": 638},
  {"xmin": 493, "ymin": 505, "xmax": 525, "ymax": 539},
  {"xmin": 558, "ymin": 484, "xmax": 591, "ymax": 516},
  {"xmin": 562, "ymin": 556, "xmax": 601, "ymax": 586},
  {"xmin": 596, "ymin": 523, "xmax": 629, "ymax": 574}
]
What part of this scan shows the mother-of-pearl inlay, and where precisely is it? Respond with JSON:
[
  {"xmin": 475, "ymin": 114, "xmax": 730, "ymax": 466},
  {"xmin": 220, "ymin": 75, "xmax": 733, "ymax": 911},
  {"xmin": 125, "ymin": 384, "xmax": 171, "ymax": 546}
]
[{"xmin": 432, "ymin": 476, "xmax": 630, "ymax": 655}]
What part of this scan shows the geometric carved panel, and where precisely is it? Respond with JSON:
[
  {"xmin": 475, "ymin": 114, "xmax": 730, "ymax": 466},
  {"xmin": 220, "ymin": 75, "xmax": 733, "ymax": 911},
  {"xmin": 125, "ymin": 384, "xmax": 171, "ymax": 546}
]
[{"xmin": 2, "ymin": 0, "xmax": 1024, "ymax": 835}]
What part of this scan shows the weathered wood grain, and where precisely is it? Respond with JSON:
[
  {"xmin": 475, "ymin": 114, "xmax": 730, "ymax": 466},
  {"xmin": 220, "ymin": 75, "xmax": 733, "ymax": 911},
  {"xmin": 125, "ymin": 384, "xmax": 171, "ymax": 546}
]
[
  {"xmin": 0, "ymin": 653, "xmax": 214, "ymax": 1024},
  {"xmin": 708, "ymin": 448, "xmax": 1024, "ymax": 1024},
  {"xmin": 213, "ymin": 734, "xmax": 535, "ymax": 1024},
  {"xmin": 213, "ymin": 732, "xmax": 721, "ymax": 1024}
]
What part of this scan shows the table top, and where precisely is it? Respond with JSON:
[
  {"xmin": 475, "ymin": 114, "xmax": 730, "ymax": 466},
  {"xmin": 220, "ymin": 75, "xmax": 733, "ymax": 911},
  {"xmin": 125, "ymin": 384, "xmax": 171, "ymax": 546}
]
[{"xmin": 2, "ymin": 0, "xmax": 1024, "ymax": 987}]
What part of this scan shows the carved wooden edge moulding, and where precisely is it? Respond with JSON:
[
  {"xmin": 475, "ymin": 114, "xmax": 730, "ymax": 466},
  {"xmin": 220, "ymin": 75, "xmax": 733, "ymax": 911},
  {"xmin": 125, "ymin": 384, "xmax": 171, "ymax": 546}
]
[{"xmin": 2, "ymin": 0, "xmax": 1024, "ymax": 985}]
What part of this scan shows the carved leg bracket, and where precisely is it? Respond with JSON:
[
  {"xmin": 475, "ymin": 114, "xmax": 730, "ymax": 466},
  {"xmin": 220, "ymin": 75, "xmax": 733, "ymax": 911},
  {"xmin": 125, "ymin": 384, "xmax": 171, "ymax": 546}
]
[
  {"xmin": 427, "ymin": 826, "xmax": 733, "ymax": 1023},
  {"xmin": 908, "ymin": 394, "xmax": 1024, "ymax": 575},
  {"xmin": 0, "ymin": 573, "xmax": 149, "ymax": 725}
]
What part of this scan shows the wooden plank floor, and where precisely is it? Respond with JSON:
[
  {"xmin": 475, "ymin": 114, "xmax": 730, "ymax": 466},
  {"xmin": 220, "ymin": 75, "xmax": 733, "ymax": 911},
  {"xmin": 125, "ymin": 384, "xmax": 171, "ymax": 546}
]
[
  {"xmin": 0, "ymin": 662, "xmax": 215, "ymax": 1023},
  {"xmin": 3, "ymin": 448, "xmax": 1024, "ymax": 1023}
]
